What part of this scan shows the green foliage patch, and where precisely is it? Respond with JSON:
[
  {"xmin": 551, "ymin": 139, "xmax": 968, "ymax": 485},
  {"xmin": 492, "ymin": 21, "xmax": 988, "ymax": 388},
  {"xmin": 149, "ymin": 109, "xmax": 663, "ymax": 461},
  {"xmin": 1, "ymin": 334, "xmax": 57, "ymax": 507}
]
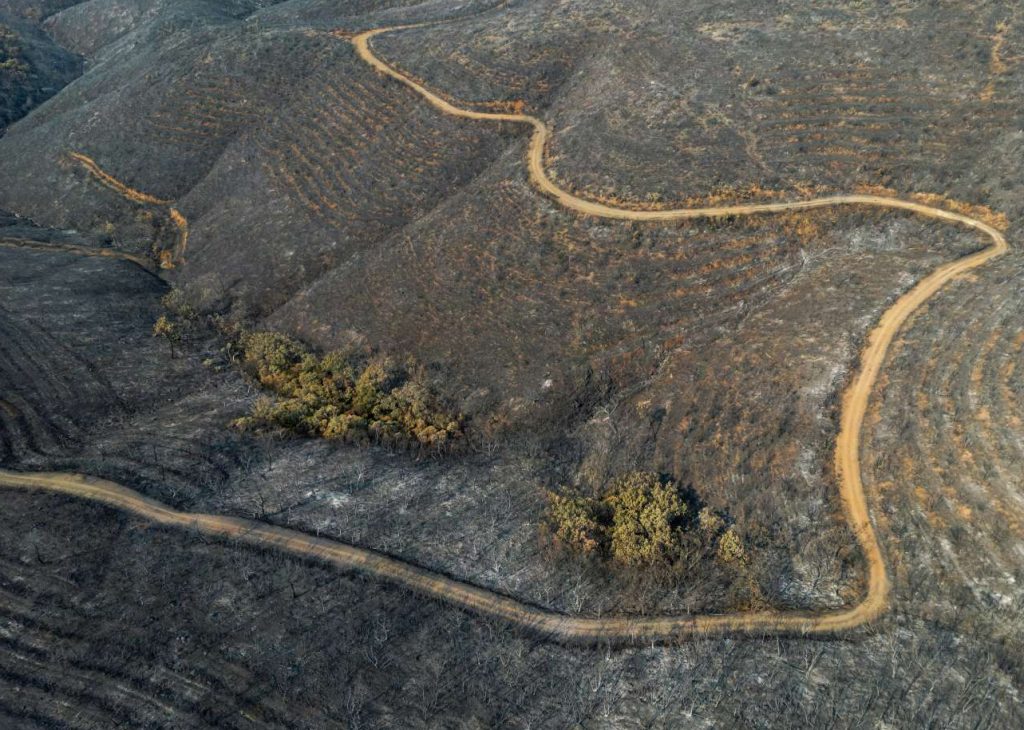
[
  {"xmin": 546, "ymin": 471, "xmax": 744, "ymax": 569},
  {"xmin": 230, "ymin": 331, "xmax": 463, "ymax": 452},
  {"xmin": 0, "ymin": 26, "xmax": 28, "ymax": 81}
]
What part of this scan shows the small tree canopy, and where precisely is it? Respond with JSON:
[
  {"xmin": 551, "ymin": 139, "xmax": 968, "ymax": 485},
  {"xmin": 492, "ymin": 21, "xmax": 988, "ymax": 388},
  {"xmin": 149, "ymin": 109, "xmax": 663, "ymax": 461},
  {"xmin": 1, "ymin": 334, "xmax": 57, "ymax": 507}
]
[
  {"xmin": 547, "ymin": 492, "xmax": 606, "ymax": 554},
  {"xmin": 603, "ymin": 472, "xmax": 687, "ymax": 566}
]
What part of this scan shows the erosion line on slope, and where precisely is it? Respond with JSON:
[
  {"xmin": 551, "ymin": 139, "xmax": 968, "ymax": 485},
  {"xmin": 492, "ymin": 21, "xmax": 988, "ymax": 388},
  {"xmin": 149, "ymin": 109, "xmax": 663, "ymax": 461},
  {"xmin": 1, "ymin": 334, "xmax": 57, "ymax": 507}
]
[{"xmin": 0, "ymin": 238, "xmax": 155, "ymax": 272}]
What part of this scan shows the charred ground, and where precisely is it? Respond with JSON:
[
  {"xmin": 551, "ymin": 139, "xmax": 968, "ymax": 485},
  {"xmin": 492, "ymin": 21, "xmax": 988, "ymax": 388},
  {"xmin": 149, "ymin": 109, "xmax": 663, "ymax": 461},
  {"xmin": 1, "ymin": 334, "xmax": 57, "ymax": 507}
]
[{"xmin": 0, "ymin": 0, "xmax": 1022, "ymax": 727}]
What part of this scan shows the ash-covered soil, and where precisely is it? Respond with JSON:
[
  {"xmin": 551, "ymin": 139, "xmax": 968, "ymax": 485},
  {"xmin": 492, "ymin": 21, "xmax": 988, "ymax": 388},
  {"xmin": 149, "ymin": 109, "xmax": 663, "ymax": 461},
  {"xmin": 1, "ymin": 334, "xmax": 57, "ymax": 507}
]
[{"xmin": 1, "ymin": 0, "xmax": 1023, "ymax": 726}]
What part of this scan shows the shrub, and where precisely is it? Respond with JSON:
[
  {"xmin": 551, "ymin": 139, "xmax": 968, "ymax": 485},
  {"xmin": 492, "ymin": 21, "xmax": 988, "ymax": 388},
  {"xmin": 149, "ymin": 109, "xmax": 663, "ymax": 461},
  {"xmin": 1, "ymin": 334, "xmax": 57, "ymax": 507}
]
[
  {"xmin": 322, "ymin": 412, "xmax": 368, "ymax": 441},
  {"xmin": 547, "ymin": 492, "xmax": 607, "ymax": 554},
  {"xmin": 545, "ymin": 471, "xmax": 752, "ymax": 578},
  {"xmin": 237, "ymin": 331, "xmax": 308, "ymax": 392},
  {"xmin": 716, "ymin": 527, "xmax": 747, "ymax": 565},
  {"xmin": 0, "ymin": 26, "xmax": 28, "ymax": 81},
  {"xmin": 152, "ymin": 315, "xmax": 181, "ymax": 356},
  {"xmin": 230, "ymin": 330, "xmax": 462, "ymax": 451},
  {"xmin": 351, "ymin": 357, "xmax": 400, "ymax": 415},
  {"xmin": 698, "ymin": 506, "xmax": 725, "ymax": 536},
  {"xmin": 160, "ymin": 290, "xmax": 197, "ymax": 321},
  {"xmin": 604, "ymin": 472, "xmax": 687, "ymax": 566},
  {"xmin": 152, "ymin": 290, "xmax": 205, "ymax": 358}
]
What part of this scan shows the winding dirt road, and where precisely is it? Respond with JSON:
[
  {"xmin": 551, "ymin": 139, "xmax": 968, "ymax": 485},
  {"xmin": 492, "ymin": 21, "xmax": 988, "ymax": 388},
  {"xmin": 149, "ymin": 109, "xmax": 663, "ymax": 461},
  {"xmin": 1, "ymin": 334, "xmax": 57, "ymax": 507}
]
[{"xmin": 0, "ymin": 22, "xmax": 1011, "ymax": 644}]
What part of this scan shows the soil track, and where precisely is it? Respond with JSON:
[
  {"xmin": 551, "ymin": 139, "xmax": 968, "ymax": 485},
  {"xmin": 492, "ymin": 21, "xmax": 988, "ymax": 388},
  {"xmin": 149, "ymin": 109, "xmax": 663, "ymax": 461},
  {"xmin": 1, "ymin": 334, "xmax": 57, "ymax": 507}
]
[
  {"xmin": 0, "ymin": 236, "xmax": 154, "ymax": 271},
  {"xmin": 67, "ymin": 152, "xmax": 189, "ymax": 267},
  {"xmin": 0, "ymin": 21, "xmax": 1011, "ymax": 644}
]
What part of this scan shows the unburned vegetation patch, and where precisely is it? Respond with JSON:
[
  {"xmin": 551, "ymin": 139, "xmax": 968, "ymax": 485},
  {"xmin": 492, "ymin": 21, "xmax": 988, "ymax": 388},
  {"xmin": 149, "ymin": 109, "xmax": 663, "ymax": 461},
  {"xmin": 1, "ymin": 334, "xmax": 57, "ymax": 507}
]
[
  {"xmin": 230, "ymin": 330, "xmax": 464, "ymax": 453},
  {"xmin": 545, "ymin": 471, "xmax": 765, "ymax": 610}
]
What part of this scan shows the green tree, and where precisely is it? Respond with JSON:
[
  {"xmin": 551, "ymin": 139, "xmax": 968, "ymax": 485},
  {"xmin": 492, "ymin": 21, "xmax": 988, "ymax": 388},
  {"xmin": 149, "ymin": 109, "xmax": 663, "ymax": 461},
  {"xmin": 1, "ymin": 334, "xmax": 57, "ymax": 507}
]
[
  {"xmin": 0, "ymin": 26, "xmax": 28, "ymax": 81},
  {"xmin": 152, "ymin": 315, "xmax": 181, "ymax": 357},
  {"xmin": 716, "ymin": 527, "xmax": 747, "ymax": 566},
  {"xmin": 237, "ymin": 331, "xmax": 307, "ymax": 391},
  {"xmin": 603, "ymin": 472, "xmax": 687, "ymax": 566},
  {"xmin": 230, "ymin": 330, "xmax": 462, "ymax": 450}
]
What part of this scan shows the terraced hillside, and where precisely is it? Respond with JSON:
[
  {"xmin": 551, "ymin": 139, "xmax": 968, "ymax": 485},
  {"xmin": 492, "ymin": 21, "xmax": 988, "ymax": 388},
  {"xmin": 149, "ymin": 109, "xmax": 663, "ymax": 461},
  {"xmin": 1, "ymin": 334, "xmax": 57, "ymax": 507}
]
[
  {"xmin": 864, "ymin": 247, "xmax": 1024, "ymax": 640},
  {"xmin": 0, "ymin": 0, "xmax": 1023, "ymax": 726},
  {"xmin": 1, "ymin": 482, "xmax": 1022, "ymax": 727},
  {"xmin": 0, "ymin": 215, "xmax": 255, "ymax": 502},
  {"xmin": 381, "ymin": 1, "xmax": 1023, "ymax": 206}
]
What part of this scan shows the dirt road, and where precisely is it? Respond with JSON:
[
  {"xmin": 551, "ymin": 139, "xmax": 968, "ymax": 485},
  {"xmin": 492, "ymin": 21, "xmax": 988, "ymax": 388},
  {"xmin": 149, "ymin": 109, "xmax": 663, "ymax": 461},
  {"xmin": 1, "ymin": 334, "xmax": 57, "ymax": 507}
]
[
  {"xmin": 348, "ymin": 24, "xmax": 1010, "ymax": 637},
  {"xmin": 0, "ymin": 194, "xmax": 1007, "ymax": 646},
  {"xmin": 0, "ymin": 467, "xmax": 920, "ymax": 643},
  {"xmin": 0, "ymin": 236, "xmax": 155, "ymax": 271},
  {"xmin": 0, "ymin": 22, "xmax": 1010, "ymax": 644},
  {"xmin": 67, "ymin": 152, "xmax": 189, "ymax": 267}
]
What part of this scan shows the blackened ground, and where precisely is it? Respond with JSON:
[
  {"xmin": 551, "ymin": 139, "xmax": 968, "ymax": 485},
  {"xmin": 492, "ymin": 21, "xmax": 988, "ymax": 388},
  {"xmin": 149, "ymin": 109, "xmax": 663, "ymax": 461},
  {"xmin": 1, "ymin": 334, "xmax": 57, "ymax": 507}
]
[{"xmin": 0, "ymin": 0, "xmax": 1023, "ymax": 725}]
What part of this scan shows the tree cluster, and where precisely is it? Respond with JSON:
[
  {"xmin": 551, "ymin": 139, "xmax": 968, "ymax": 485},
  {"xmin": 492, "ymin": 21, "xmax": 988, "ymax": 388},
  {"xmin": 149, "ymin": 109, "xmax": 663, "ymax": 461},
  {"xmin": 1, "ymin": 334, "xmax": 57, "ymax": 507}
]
[
  {"xmin": 546, "ymin": 471, "xmax": 746, "ymax": 570},
  {"xmin": 0, "ymin": 26, "xmax": 28, "ymax": 81},
  {"xmin": 230, "ymin": 331, "xmax": 462, "ymax": 452}
]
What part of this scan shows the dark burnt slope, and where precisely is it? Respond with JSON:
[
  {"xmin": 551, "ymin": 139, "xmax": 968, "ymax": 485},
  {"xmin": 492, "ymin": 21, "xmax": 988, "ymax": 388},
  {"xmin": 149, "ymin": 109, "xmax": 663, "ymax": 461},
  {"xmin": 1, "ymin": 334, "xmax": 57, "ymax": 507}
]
[
  {"xmin": 0, "ymin": 9, "xmax": 81, "ymax": 133},
  {"xmin": 0, "ymin": 0, "xmax": 1022, "ymax": 609}
]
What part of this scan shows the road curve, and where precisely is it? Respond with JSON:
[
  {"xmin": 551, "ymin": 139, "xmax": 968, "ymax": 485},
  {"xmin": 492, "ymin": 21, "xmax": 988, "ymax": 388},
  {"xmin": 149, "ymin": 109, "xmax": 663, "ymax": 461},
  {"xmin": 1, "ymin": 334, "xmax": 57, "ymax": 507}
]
[
  {"xmin": 0, "ymin": 468, "xmax": 907, "ymax": 644},
  {"xmin": 0, "ymin": 22, "xmax": 1011, "ymax": 645},
  {"xmin": 347, "ymin": 24, "xmax": 1010, "ymax": 637}
]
